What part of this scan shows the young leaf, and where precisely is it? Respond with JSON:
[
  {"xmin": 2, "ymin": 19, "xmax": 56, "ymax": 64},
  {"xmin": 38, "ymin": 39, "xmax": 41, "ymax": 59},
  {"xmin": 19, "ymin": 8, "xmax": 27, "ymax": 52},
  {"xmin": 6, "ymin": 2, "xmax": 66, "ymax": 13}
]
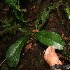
[
  {"xmin": 35, "ymin": 8, "xmax": 50, "ymax": 30},
  {"xmin": 5, "ymin": 0, "xmax": 25, "ymax": 22},
  {"xmin": 6, "ymin": 37, "xmax": 26, "ymax": 67},
  {"xmin": 35, "ymin": 30, "xmax": 65, "ymax": 50}
]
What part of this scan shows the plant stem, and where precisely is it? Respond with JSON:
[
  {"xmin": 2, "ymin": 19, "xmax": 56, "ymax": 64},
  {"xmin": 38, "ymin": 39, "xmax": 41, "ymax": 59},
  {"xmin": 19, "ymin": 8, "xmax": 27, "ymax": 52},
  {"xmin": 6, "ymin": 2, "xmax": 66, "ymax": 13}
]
[{"xmin": 0, "ymin": 59, "xmax": 6, "ymax": 67}]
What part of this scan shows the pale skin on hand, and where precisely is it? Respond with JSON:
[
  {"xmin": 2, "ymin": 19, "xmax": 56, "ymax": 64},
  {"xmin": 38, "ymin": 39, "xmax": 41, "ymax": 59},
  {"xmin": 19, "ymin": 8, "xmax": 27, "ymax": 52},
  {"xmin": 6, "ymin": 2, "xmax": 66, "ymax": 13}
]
[{"xmin": 44, "ymin": 46, "xmax": 62, "ymax": 67}]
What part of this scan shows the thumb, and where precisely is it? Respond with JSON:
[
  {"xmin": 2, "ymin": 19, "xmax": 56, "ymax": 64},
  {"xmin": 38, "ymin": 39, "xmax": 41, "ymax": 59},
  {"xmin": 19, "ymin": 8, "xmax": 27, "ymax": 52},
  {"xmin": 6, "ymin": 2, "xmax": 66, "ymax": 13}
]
[
  {"xmin": 45, "ymin": 46, "xmax": 52, "ymax": 55},
  {"xmin": 51, "ymin": 46, "xmax": 56, "ymax": 52}
]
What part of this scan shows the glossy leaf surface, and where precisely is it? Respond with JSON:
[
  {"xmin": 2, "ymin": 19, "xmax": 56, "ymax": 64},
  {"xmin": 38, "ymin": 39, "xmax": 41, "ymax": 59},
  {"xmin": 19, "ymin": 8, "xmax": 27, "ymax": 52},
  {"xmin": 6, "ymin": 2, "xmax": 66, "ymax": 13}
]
[
  {"xmin": 6, "ymin": 37, "xmax": 26, "ymax": 67},
  {"xmin": 35, "ymin": 30, "xmax": 65, "ymax": 50}
]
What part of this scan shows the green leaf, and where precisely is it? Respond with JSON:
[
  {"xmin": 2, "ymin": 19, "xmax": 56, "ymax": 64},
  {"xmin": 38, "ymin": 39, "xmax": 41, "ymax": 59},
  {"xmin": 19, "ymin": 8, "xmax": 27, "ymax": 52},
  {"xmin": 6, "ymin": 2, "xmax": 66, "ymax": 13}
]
[
  {"xmin": 16, "ymin": 5, "xmax": 20, "ymax": 11},
  {"xmin": 5, "ymin": 0, "xmax": 21, "ymax": 11},
  {"xmin": 5, "ymin": 0, "xmax": 17, "ymax": 9},
  {"xmin": 35, "ymin": 8, "xmax": 50, "ymax": 30},
  {"xmin": 13, "ymin": 10, "xmax": 25, "ymax": 22},
  {"xmin": 35, "ymin": 30, "xmax": 65, "ymax": 50},
  {"xmin": 6, "ymin": 37, "xmax": 26, "ymax": 67},
  {"xmin": 65, "ymin": 6, "xmax": 70, "ymax": 19},
  {"xmin": 5, "ymin": 0, "xmax": 25, "ymax": 22}
]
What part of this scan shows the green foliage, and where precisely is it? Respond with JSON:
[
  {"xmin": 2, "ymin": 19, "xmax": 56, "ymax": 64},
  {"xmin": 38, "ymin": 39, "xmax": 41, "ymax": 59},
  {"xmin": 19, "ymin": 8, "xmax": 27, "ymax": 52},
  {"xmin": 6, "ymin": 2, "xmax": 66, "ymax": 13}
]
[
  {"xmin": 35, "ymin": 8, "xmax": 50, "ymax": 30},
  {"xmin": 6, "ymin": 37, "xmax": 26, "ymax": 67},
  {"xmin": 65, "ymin": 52, "xmax": 70, "ymax": 58},
  {"xmin": 65, "ymin": 6, "xmax": 70, "ymax": 19},
  {"xmin": 1, "ymin": 0, "xmax": 69, "ymax": 68},
  {"xmin": 13, "ymin": 10, "xmax": 25, "ymax": 22},
  {"xmin": 18, "ymin": 26, "xmax": 31, "ymax": 36},
  {"xmin": 35, "ymin": 30, "xmax": 65, "ymax": 50},
  {"xmin": 5, "ymin": 0, "xmax": 17, "ymax": 9},
  {"xmin": 5, "ymin": 0, "xmax": 25, "ymax": 22},
  {"xmin": 5, "ymin": 0, "xmax": 20, "ymax": 10}
]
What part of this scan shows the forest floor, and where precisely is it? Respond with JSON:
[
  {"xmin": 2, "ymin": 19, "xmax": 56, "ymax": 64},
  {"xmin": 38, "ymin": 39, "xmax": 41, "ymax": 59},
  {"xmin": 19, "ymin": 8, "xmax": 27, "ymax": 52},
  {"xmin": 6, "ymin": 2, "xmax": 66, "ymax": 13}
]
[{"xmin": 0, "ymin": 0, "xmax": 70, "ymax": 70}]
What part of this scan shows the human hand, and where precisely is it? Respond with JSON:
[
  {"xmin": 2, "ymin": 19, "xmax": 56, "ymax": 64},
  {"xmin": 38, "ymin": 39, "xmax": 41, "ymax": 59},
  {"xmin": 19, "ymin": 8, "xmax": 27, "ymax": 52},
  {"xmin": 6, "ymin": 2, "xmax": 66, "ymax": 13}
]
[{"xmin": 44, "ymin": 46, "xmax": 62, "ymax": 67}]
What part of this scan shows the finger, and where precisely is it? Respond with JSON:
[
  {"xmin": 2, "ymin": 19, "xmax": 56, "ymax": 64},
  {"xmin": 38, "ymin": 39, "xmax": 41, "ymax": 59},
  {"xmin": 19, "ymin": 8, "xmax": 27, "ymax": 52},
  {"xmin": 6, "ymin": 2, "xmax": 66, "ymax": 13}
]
[
  {"xmin": 51, "ymin": 46, "xmax": 56, "ymax": 52},
  {"xmin": 59, "ymin": 60, "xmax": 63, "ymax": 65},
  {"xmin": 44, "ymin": 46, "xmax": 52, "ymax": 55}
]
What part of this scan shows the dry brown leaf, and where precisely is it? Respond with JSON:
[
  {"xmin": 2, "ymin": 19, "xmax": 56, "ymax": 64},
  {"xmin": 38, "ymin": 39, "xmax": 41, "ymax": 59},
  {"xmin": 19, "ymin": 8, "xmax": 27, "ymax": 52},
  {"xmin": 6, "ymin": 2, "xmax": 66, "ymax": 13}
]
[
  {"xmin": 32, "ymin": 30, "xmax": 39, "ymax": 32},
  {"xmin": 24, "ymin": 43, "xmax": 32, "ymax": 52}
]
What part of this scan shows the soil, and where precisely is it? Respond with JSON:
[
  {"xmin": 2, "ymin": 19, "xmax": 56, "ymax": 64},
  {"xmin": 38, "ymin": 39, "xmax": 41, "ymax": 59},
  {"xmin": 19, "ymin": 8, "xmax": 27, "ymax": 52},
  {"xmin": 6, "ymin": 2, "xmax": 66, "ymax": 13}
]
[{"xmin": 0, "ymin": 0, "xmax": 70, "ymax": 70}]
